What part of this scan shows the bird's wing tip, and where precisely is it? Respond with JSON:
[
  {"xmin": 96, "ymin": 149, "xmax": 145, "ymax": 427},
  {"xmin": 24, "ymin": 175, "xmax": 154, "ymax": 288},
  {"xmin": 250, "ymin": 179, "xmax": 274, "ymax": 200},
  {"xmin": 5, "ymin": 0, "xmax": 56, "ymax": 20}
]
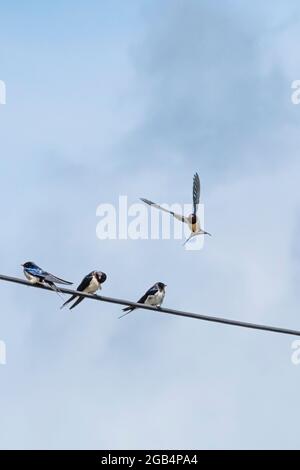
[{"xmin": 140, "ymin": 198, "xmax": 152, "ymax": 204}]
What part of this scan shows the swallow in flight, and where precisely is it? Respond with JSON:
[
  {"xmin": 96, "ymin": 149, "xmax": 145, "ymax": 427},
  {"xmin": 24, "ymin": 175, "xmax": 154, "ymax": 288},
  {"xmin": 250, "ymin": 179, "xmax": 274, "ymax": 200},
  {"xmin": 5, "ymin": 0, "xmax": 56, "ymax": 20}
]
[{"xmin": 141, "ymin": 172, "xmax": 211, "ymax": 245}]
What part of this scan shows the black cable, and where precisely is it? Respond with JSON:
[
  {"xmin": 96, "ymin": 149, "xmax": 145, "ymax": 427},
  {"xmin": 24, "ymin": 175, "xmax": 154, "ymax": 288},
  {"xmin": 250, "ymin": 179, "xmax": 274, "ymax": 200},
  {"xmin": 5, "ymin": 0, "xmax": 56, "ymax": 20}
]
[{"xmin": 0, "ymin": 273, "xmax": 299, "ymax": 337}]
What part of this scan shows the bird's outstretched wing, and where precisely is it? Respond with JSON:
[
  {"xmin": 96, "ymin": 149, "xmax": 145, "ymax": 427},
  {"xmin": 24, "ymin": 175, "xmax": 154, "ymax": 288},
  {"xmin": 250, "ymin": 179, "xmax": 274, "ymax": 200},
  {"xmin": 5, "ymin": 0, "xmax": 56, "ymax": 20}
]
[
  {"xmin": 140, "ymin": 198, "xmax": 187, "ymax": 223},
  {"xmin": 193, "ymin": 173, "xmax": 200, "ymax": 215}
]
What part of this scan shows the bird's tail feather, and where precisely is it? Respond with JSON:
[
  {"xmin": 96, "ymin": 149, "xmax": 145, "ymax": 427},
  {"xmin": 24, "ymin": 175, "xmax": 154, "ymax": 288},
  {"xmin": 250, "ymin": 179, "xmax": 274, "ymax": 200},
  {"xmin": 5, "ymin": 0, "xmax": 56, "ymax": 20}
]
[
  {"xmin": 60, "ymin": 295, "xmax": 76, "ymax": 309},
  {"xmin": 46, "ymin": 282, "xmax": 65, "ymax": 300},
  {"xmin": 118, "ymin": 307, "xmax": 135, "ymax": 319},
  {"xmin": 69, "ymin": 296, "xmax": 84, "ymax": 310},
  {"xmin": 182, "ymin": 233, "xmax": 197, "ymax": 246},
  {"xmin": 123, "ymin": 306, "xmax": 134, "ymax": 312}
]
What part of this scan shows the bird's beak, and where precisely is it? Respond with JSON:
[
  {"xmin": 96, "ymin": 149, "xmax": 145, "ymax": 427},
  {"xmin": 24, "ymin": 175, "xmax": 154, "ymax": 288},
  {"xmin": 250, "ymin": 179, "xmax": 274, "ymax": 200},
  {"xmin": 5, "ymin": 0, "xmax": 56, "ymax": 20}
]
[{"xmin": 20, "ymin": 264, "xmax": 24, "ymax": 267}]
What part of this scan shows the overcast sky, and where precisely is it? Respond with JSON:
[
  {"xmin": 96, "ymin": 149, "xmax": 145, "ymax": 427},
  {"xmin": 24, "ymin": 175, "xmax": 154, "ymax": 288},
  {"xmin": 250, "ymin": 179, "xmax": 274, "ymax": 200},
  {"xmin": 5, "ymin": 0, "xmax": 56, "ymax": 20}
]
[{"xmin": 1, "ymin": 0, "xmax": 300, "ymax": 449}]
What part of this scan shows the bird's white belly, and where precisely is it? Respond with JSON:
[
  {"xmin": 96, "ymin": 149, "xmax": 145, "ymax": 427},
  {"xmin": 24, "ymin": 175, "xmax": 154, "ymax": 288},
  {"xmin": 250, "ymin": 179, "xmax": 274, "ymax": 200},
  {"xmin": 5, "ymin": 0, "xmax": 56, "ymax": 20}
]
[
  {"xmin": 24, "ymin": 272, "xmax": 40, "ymax": 284},
  {"xmin": 85, "ymin": 277, "xmax": 100, "ymax": 294},
  {"xmin": 188, "ymin": 220, "xmax": 200, "ymax": 233},
  {"xmin": 146, "ymin": 290, "xmax": 165, "ymax": 307}
]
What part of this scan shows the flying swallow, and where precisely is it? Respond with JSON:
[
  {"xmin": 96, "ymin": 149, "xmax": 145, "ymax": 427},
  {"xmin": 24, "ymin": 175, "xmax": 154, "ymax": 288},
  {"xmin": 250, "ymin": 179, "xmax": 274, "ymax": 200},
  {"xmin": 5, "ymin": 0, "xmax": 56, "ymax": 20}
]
[
  {"xmin": 141, "ymin": 172, "xmax": 211, "ymax": 245},
  {"xmin": 60, "ymin": 271, "xmax": 107, "ymax": 310},
  {"xmin": 120, "ymin": 282, "xmax": 167, "ymax": 318}
]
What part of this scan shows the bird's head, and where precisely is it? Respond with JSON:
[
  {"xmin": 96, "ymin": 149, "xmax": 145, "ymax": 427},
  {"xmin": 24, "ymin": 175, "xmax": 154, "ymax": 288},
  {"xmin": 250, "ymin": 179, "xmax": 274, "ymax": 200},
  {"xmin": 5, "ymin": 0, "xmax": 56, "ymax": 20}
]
[
  {"xmin": 95, "ymin": 271, "xmax": 107, "ymax": 284},
  {"xmin": 22, "ymin": 261, "xmax": 36, "ymax": 269},
  {"xmin": 157, "ymin": 282, "xmax": 167, "ymax": 291}
]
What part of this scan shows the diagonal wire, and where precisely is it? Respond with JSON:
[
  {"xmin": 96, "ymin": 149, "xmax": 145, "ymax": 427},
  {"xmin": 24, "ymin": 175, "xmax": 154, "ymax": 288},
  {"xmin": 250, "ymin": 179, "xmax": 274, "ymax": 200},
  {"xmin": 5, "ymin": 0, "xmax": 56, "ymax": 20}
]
[{"xmin": 0, "ymin": 273, "xmax": 299, "ymax": 337}]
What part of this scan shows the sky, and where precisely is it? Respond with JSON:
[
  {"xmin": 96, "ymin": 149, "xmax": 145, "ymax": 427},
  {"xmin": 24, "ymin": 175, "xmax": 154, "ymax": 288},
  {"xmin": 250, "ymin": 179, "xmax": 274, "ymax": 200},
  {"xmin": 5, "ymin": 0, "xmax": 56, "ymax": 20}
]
[{"xmin": 1, "ymin": 0, "xmax": 300, "ymax": 450}]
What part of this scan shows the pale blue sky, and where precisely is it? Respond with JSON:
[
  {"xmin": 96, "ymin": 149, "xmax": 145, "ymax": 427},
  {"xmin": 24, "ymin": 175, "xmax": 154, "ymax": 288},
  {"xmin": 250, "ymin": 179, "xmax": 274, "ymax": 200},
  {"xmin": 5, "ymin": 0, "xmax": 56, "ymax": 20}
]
[{"xmin": 1, "ymin": 0, "xmax": 300, "ymax": 449}]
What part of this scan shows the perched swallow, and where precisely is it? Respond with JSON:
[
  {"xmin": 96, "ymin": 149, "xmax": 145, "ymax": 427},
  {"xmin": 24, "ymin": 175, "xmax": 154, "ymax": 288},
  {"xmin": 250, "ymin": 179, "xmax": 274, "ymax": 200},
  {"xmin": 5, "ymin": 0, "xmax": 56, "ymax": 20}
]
[
  {"xmin": 22, "ymin": 261, "xmax": 72, "ymax": 296},
  {"xmin": 141, "ymin": 172, "xmax": 211, "ymax": 245},
  {"xmin": 120, "ymin": 282, "xmax": 167, "ymax": 318},
  {"xmin": 60, "ymin": 271, "xmax": 107, "ymax": 310}
]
